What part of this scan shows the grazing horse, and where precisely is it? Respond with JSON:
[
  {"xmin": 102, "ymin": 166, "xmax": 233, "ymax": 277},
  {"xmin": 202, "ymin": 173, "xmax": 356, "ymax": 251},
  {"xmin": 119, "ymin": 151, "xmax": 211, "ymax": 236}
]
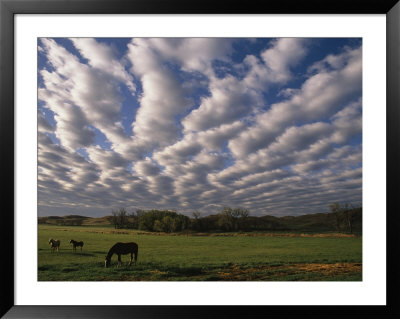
[
  {"xmin": 69, "ymin": 239, "xmax": 84, "ymax": 252},
  {"xmin": 49, "ymin": 238, "xmax": 60, "ymax": 253},
  {"xmin": 104, "ymin": 242, "xmax": 138, "ymax": 268}
]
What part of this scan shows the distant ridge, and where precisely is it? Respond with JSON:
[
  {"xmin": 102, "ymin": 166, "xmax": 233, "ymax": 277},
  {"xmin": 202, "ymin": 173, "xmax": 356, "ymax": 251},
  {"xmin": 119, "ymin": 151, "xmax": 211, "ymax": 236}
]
[
  {"xmin": 38, "ymin": 209, "xmax": 361, "ymax": 233},
  {"xmin": 38, "ymin": 215, "xmax": 112, "ymax": 226},
  {"xmin": 62, "ymin": 215, "xmax": 90, "ymax": 219}
]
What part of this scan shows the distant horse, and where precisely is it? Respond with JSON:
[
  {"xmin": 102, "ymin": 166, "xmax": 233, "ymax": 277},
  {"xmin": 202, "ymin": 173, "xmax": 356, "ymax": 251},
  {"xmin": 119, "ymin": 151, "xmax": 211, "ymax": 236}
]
[
  {"xmin": 104, "ymin": 242, "xmax": 138, "ymax": 268},
  {"xmin": 49, "ymin": 238, "xmax": 60, "ymax": 253},
  {"xmin": 69, "ymin": 239, "xmax": 84, "ymax": 252}
]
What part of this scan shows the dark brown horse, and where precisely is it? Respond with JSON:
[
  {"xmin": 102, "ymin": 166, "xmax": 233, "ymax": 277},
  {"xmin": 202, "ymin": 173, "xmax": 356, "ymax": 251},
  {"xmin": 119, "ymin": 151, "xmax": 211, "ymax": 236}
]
[
  {"xmin": 69, "ymin": 239, "xmax": 84, "ymax": 252},
  {"xmin": 104, "ymin": 242, "xmax": 138, "ymax": 268}
]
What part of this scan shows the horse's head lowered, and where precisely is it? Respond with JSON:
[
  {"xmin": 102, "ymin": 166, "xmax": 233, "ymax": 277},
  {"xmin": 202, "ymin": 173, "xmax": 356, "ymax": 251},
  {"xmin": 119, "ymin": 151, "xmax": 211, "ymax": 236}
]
[
  {"xmin": 104, "ymin": 256, "xmax": 111, "ymax": 268},
  {"xmin": 69, "ymin": 240, "xmax": 74, "ymax": 244}
]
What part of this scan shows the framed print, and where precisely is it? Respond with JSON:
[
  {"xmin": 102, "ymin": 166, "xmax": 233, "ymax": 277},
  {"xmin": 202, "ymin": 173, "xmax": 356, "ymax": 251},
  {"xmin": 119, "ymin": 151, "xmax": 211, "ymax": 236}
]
[{"xmin": 1, "ymin": 0, "xmax": 399, "ymax": 318}]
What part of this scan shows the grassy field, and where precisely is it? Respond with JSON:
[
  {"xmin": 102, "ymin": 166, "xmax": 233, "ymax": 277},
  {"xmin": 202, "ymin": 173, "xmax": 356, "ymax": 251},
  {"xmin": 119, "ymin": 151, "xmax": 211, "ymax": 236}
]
[{"xmin": 38, "ymin": 225, "xmax": 362, "ymax": 281}]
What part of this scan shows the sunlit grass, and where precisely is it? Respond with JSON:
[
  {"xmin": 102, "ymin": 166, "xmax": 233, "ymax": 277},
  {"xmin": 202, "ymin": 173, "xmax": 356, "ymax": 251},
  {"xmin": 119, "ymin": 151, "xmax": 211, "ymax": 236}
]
[{"xmin": 38, "ymin": 225, "xmax": 362, "ymax": 281}]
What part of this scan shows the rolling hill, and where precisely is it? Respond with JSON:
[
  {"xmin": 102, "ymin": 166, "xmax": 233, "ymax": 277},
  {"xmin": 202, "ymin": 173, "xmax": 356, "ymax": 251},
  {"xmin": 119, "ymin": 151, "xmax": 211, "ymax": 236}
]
[{"xmin": 38, "ymin": 208, "xmax": 362, "ymax": 233}]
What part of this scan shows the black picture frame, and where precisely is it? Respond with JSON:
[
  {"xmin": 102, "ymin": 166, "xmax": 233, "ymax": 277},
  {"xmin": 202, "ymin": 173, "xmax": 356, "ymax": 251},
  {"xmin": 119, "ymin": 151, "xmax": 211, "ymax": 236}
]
[{"xmin": 1, "ymin": 0, "xmax": 399, "ymax": 318}]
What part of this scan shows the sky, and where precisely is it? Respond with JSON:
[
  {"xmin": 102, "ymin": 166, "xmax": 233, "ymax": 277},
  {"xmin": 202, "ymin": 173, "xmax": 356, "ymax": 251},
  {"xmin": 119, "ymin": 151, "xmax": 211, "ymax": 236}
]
[{"xmin": 37, "ymin": 37, "xmax": 362, "ymax": 217}]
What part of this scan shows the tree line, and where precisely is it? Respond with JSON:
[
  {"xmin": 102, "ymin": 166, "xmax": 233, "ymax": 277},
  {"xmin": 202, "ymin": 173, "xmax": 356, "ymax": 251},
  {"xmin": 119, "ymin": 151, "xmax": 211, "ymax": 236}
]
[
  {"xmin": 110, "ymin": 207, "xmax": 251, "ymax": 233},
  {"xmin": 328, "ymin": 203, "xmax": 362, "ymax": 234},
  {"xmin": 109, "ymin": 204, "xmax": 361, "ymax": 234}
]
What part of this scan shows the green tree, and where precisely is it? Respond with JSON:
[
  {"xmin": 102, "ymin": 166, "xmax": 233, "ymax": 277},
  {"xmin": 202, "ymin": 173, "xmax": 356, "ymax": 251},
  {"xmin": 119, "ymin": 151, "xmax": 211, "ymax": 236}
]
[
  {"xmin": 179, "ymin": 214, "xmax": 190, "ymax": 231},
  {"xmin": 118, "ymin": 208, "xmax": 128, "ymax": 228},
  {"xmin": 111, "ymin": 210, "xmax": 119, "ymax": 229},
  {"xmin": 128, "ymin": 210, "xmax": 140, "ymax": 229},
  {"xmin": 217, "ymin": 207, "xmax": 250, "ymax": 231},
  {"xmin": 162, "ymin": 216, "xmax": 175, "ymax": 233},
  {"xmin": 153, "ymin": 220, "xmax": 164, "ymax": 232},
  {"xmin": 218, "ymin": 207, "xmax": 234, "ymax": 231}
]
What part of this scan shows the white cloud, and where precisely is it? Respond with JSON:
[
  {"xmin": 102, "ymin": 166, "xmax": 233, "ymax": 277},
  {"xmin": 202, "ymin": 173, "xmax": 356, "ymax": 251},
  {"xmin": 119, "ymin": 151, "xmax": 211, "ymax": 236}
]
[
  {"xmin": 38, "ymin": 38, "xmax": 362, "ymax": 217},
  {"xmin": 331, "ymin": 99, "xmax": 362, "ymax": 143},
  {"xmin": 127, "ymin": 38, "xmax": 193, "ymax": 151},
  {"xmin": 182, "ymin": 75, "xmax": 261, "ymax": 132},
  {"xmin": 39, "ymin": 38, "xmax": 130, "ymax": 153},
  {"xmin": 145, "ymin": 38, "xmax": 233, "ymax": 74},
  {"xmin": 71, "ymin": 38, "xmax": 136, "ymax": 94},
  {"xmin": 228, "ymin": 45, "xmax": 362, "ymax": 158},
  {"xmin": 243, "ymin": 38, "xmax": 308, "ymax": 89},
  {"xmin": 134, "ymin": 157, "xmax": 161, "ymax": 177}
]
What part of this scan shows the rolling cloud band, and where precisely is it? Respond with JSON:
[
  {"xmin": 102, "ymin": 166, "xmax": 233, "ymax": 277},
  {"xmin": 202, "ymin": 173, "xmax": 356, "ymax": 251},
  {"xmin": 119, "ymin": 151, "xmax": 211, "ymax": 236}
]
[{"xmin": 38, "ymin": 38, "xmax": 362, "ymax": 217}]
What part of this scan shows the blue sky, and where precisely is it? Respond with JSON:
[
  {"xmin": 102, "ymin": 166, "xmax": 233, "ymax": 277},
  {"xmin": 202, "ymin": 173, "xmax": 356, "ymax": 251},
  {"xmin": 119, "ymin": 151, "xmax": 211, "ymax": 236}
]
[{"xmin": 38, "ymin": 38, "xmax": 362, "ymax": 217}]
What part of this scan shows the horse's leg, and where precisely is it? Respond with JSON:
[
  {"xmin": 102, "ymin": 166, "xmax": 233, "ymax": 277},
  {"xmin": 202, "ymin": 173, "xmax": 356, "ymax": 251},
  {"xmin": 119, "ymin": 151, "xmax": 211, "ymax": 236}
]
[
  {"xmin": 129, "ymin": 253, "xmax": 132, "ymax": 266},
  {"xmin": 117, "ymin": 254, "xmax": 121, "ymax": 267}
]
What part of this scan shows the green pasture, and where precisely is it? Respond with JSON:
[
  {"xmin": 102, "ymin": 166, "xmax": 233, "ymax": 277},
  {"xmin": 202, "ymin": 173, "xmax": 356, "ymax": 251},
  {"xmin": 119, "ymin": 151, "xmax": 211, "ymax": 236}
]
[{"xmin": 38, "ymin": 225, "xmax": 362, "ymax": 281}]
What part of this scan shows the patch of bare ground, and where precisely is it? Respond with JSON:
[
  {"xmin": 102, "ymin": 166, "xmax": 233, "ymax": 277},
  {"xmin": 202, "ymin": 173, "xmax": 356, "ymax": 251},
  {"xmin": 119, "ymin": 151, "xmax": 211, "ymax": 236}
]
[
  {"xmin": 216, "ymin": 263, "xmax": 362, "ymax": 281},
  {"xmin": 112, "ymin": 263, "xmax": 362, "ymax": 281}
]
